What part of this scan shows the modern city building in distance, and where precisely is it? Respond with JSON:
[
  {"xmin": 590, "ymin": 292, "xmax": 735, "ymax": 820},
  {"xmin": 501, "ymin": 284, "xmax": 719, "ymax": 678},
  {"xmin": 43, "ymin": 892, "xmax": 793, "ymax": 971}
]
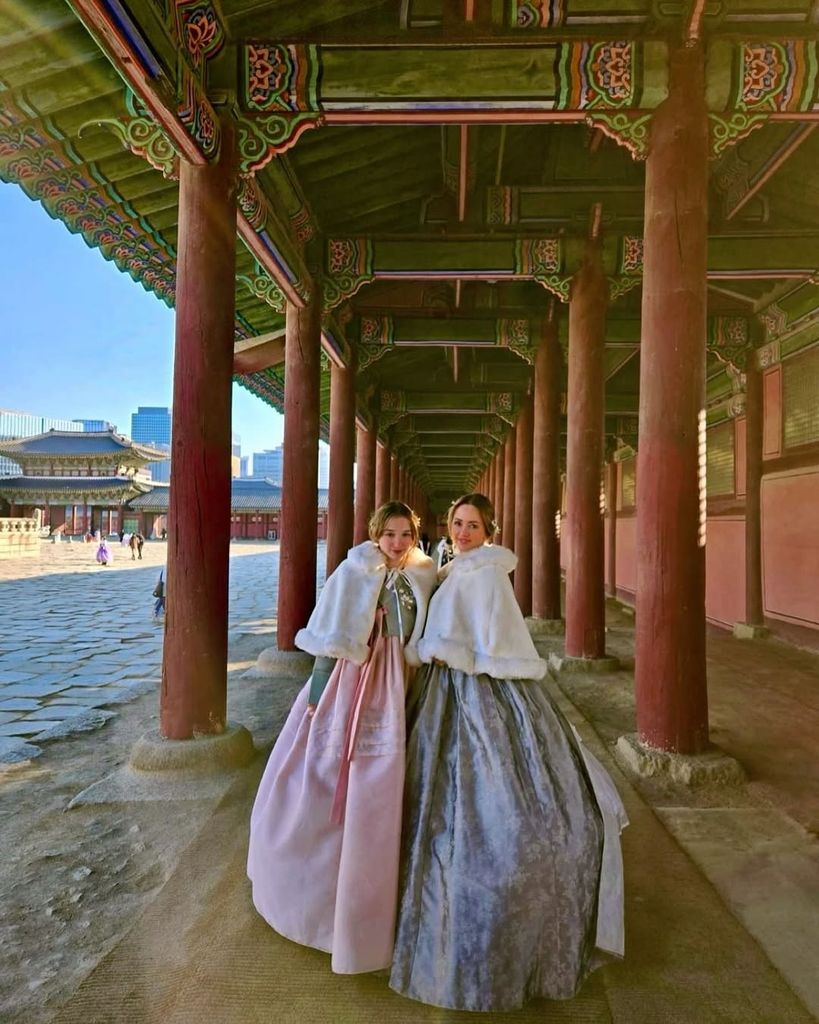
[
  {"xmin": 249, "ymin": 442, "xmax": 330, "ymax": 486},
  {"xmin": 231, "ymin": 433, "xmax": 242, "ymax": 478},
  {"xmin": 0, "ymin": 409, "xmax": 84, "ymax": 477},
  {"xmin": 73, "ymin": 418, "xmax": 116, "ymax": 432},
  {"xmin": 250, "ymin": 447, "xmax": 283, "ymax": 484},
  {"xmin": 317, "ymin": 442, "xmax": 330, "ymax": 489},
  {"xmin": 131, "ymin": 406, "xmax": 171, "ymax": 482},
  {"xmin": 130, "ymin": 406, "xmax": 171, "ymax": 445}
]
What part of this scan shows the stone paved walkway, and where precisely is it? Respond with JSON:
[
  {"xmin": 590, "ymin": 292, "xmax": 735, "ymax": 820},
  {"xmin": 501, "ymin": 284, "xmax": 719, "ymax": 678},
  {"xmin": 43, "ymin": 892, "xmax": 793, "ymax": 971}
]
[{"xmin": 0, "ymin": 539, "xmax": 325, "ymax": 766}]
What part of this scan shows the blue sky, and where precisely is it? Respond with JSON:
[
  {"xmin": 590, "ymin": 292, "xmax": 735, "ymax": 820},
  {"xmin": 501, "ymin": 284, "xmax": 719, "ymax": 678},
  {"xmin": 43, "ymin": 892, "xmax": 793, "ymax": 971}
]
[{"xmin": 0, "ymin": 182, "xmax": 284, "ymax": 460}]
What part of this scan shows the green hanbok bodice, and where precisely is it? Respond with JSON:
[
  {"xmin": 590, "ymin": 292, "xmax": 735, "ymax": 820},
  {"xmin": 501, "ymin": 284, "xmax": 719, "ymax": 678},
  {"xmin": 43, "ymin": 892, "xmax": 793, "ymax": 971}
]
[{"xmin": 308, "ymin": 569, "xmax": 417, "ymax": 706}]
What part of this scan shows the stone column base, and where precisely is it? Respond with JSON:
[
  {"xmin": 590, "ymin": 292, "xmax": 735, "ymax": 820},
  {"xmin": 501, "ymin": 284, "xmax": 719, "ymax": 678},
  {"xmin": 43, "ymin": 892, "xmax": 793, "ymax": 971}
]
[
  {"xmin": 525, "ymin": 616, "xmax": 565, "ymax": 636},
  {"xmin": 548, "ymin": 651, "xmax": 620, "ymax": 674},
  {"xmin": 129, "ymin": 722, "xmax": 255, "ymax": 773},
  {"xmin": 245, "ymin": 646, "xmax": 314, "ymax": 679},
  {"xmin": 733, "ymin": 622, "xmax": 770, "ymax": 640},
  {"xmin": 615, "ymin": 733, "xmax": 745, "ymax": 787}
]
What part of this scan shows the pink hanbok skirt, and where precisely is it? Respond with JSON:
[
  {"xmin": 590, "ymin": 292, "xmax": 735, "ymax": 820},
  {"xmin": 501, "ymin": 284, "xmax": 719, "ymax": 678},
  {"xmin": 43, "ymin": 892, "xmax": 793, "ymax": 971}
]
[{"xmin": 247, "ymin": 634, "xmax": 408, "ymax": 974}]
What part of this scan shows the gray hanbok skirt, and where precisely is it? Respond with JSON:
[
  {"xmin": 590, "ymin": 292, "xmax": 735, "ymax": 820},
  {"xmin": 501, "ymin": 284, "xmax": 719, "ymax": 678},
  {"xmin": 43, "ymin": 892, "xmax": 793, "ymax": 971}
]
[{"xmin": 389, "ymin": 663, "xmax": 626, "ymax": 1012}]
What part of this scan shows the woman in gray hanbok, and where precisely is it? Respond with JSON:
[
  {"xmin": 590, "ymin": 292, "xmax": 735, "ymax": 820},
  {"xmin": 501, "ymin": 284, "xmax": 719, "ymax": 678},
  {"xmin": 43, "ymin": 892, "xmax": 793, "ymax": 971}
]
[{"xmin": 390, "ymin": 493, "xmax": 628, "ymax": 1012}]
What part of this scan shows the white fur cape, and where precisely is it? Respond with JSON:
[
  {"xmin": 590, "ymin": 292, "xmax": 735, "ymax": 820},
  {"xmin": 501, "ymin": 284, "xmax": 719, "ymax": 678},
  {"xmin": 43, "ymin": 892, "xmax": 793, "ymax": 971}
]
[
  {"xmin": 295, "ymin": 541, "xmax": 436, "ymax": 667},
  {"xmin": 417, "ymin": 543, "xmax": 547, "ymax": 681}
]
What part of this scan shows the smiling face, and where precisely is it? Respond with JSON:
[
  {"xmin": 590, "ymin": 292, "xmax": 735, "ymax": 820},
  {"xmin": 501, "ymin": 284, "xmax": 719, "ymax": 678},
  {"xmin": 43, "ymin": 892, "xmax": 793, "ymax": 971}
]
[
  {"xmin": 450, "ymin": 503, "xmax": 489, "ymax": 553},
  {"xmin": 377, "ymin": 516, "xmax": 415, "ymax": 567}
]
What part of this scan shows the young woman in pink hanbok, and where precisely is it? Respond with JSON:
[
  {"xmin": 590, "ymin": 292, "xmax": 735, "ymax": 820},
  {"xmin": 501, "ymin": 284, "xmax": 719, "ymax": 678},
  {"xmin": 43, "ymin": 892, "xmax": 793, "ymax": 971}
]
[{"xmin": 247, "ymin": 501, "xmax": 436, "ymax": 975}]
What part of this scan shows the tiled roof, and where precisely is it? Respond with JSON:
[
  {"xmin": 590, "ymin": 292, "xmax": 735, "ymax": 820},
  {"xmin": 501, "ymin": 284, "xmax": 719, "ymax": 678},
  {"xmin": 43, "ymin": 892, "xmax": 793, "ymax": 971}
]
[
  {"xmin": 127, "ymin": 480, "xmax": 329, "ymax": 512},
  {"xmin": 0, "ymin": 476, "xmax": 147, "ymax": 498},
  {"xmin": 0, "ymin": 429, "xmax": 167, "ymax": 461}
]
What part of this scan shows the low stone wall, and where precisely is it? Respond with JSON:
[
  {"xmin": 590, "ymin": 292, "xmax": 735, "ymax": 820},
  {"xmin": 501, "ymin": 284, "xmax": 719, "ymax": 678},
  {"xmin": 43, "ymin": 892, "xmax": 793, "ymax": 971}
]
[{"xmin": 0, "ymin": 518, "xmax": 40, "ymax": 559}]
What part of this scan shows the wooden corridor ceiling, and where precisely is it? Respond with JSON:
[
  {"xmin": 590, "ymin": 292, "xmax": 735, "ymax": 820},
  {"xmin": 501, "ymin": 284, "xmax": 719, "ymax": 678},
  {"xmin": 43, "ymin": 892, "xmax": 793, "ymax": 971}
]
[{"xmin": 2, "ymin": 1, "xmax": 819, "ymax": 506}]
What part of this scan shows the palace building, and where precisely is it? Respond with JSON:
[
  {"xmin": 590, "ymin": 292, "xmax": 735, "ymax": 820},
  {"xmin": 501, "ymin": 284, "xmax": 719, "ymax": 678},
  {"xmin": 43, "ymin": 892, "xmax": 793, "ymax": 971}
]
[{"xmin": 0, "ymin": 429, "xmax": 167, "ymax": 536}]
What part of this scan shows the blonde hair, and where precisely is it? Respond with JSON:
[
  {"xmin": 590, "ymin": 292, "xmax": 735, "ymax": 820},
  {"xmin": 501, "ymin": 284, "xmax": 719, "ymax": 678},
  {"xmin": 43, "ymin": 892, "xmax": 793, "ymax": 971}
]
[
  {"xmin": 447, "ymin": 493, "xmax": 497, "ymax": 541},
  {"xmin": 368, "ymin": 500, "xmax": 420, "ymax": 545}
]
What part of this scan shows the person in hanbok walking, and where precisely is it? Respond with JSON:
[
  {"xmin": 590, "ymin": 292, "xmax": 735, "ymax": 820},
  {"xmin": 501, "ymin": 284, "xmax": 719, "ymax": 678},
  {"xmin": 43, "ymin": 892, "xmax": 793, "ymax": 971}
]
[
  {"xmin": 390, "ymin": 492, "xmax": 628, "ymax": 1012},
  {"xmin": 95, "ymin": 535, "xmax": 113, "ymax": 566},
  {"xmin": 248, "ymin": 501, "xmax": 436, "ymax": 975}
]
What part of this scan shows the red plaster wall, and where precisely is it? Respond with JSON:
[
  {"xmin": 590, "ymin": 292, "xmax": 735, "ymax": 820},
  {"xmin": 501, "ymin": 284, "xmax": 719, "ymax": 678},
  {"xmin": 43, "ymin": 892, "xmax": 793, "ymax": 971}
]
[
  {"xmin": 615, "ymin": 514, "xmax": 637, "ymax": 595},
  {"xmin": 762, "ymin": 468, "xmax": 819, "ymax": 629},
  {"xmin": 705, "ymin": 516, "xmax": 746, "ymax": 627},
  {"xmin": 762, "ymin": 367, "xmax": 782, "ymax": 459}
]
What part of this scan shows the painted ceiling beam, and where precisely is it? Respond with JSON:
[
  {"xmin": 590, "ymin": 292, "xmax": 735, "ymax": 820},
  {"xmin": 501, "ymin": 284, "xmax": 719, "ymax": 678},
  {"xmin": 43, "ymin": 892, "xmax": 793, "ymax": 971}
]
[
  {"xmin": 240, "ymin": 39, "xmax": 819, "ymax": 120},
  {"xmin": 326, "ymin": 235, "xmax": 817, "ymax": 310}
]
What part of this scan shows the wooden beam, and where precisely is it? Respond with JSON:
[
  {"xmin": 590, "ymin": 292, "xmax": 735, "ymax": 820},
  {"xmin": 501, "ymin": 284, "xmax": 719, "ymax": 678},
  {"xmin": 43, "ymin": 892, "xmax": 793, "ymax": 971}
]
[
  {"xmin": 233, "ymin": 331, "xmax": 286, "ymax": 374},
  {"xmin": 725, "ymin": 125, "xmax": 817, "ymax": 221}
]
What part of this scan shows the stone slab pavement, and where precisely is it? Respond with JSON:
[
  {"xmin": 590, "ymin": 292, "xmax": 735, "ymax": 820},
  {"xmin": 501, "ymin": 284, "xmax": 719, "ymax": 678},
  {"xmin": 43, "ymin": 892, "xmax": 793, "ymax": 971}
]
[{"xmin": 0, "ymin": 538, "xmax": 326, "ymax": 766}]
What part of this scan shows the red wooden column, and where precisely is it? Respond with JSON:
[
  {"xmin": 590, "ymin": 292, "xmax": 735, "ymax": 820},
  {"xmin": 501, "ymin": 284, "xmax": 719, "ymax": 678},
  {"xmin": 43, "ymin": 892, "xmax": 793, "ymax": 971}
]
[
  {"xmin": 635, "ymin": 42, "xmax": 709, "ymax": 754},
  {"xmin": 605, "ymin": 457, "xmax": 618, "ymax": 598},
  {"xmin": 375, "ymin": 443, "xmax": 390, "ymax": 508},
  {"xmin": 326, "ymin": 356, "xmax": 357, "ymax": 575},
  {"xmin": 513, "ymin": 398, "xmax": 534, "ymax": 614},
  {"xmin": 494, "ymin": 446, "xmax": 505, "ymax": 531},
  {"xmin": 354, "ymin": 418, "xmax": 377, "ymax": 543},
  {"xmin": 277, "ymin": 285, "xmax": 322, "ymax": 651},
  {"xmin": 161, "ymin": 118, "xmax": 237, "ymax": 740},
  {"xmin": 564, "ymin": 243, "xmax": 608, "ymax": 660},
  {"xmin": 532, "ymin": 317, "xmax": 563, "ymax": 622},
  {"xmin": 502, "ymin": 428, "xmax": 516, "ymax": 551},
  {"xmin": 389, "ymin": 453, "xmax": 400, "ymax": 498},
  {"xmin": 743, "ymin": 358, "xmax": 765, "ymax": 628},
  {"xmin": 487, "ymin": 458, "xmax": 496, "ymax": 506}
]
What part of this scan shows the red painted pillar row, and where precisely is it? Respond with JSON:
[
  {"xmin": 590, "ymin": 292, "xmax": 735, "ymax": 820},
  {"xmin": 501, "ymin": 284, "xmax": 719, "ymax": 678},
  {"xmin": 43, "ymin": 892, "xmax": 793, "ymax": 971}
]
[
  {"xmin": 635, "ymin": 42, "xmax": 709, "ymax": 754},
  {"xmin": 502, "ymin": 428, "xmax": 516, "ymax": 551},
  {"xmin": 564, "ymin": 243, "xmax": 608, "ymax": 659},
  {"xmin": 161, "ymin": 115, "xmax": 237, "ymax": 740},
  {"xmin": 326, "ymin": 357, "xmax": 357, "ymax": 575},
  {"xmin": 532, "ymin": 317, "xmax": 563, "ymax": 621},
  {"xmin": 354, "ymin": 418, "xmax": 377, "ymax": 544},
  {"xmin": 277, "ymin": 285, "xmax": 322, "ymax": 651},
  {"xmin": 514, "ymin": 398, "xmax": 534, "ymax": 615},
  {"xmin": 375, "ymin": 443, "xmax": 390, "ymax": 508},
  {"xmin": 494, "ymin": 447, "xmax": 505, "ymax": 533},
  {"xmin": 389, "ymin": 453, "xmax": 399, "ymax": 499}
]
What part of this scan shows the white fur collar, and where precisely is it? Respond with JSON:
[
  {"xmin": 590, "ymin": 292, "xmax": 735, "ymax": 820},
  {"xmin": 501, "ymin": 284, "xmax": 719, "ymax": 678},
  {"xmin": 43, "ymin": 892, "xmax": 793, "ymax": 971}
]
[{"xmin": 439, "ymin": 543, "xmax": 517, "ymax": 580}]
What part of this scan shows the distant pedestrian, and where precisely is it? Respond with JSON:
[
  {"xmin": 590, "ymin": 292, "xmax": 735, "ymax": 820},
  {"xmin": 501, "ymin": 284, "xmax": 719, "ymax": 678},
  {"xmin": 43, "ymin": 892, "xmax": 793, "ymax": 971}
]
[
  {"xmin": 129, "ymin": 533, "xmax": 138, "ymax": 560},
  {"xmin": 135, "ymin": 532, "xmax": 145, "ymax": 560},
  {"xmin": 96, "ymin": 537, "xmax": 113, "ymax": 566},
  {"xmin": 152, "ymin": 570, "xmax": 166, "ymax": 619}
]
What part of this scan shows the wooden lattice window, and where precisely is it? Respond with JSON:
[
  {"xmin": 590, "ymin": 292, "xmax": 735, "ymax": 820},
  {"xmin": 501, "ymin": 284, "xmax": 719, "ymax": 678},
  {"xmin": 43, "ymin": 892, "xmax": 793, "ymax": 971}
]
[
  {"xmin": 620, "ymin": 458, "xmax": 636, "ymax": 509},
  {"xmin": 706, "ymin": 421, "xmax": 735, "ymax": 497},
  {"xmin": 783, "ymin": 346, "xmax": 819, "ymax": 449}
]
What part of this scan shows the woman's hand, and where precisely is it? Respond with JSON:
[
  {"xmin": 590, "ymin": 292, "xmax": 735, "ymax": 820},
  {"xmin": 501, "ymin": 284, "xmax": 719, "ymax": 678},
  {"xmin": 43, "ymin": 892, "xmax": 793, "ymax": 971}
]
[{"xmin": 306, "ymin": 704, "xmax": 317, "ymax": 719}]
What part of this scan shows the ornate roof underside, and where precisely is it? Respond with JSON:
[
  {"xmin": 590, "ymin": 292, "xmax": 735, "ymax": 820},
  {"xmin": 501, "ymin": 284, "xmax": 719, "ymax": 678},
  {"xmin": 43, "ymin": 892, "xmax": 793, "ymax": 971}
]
[
  {"xmin": 2, "ymin": 1, "xmax": 819, "ymax": 507},
  {"xmin": 0, "ymin": 476, "xmax": 152, "ymax": 502}
]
